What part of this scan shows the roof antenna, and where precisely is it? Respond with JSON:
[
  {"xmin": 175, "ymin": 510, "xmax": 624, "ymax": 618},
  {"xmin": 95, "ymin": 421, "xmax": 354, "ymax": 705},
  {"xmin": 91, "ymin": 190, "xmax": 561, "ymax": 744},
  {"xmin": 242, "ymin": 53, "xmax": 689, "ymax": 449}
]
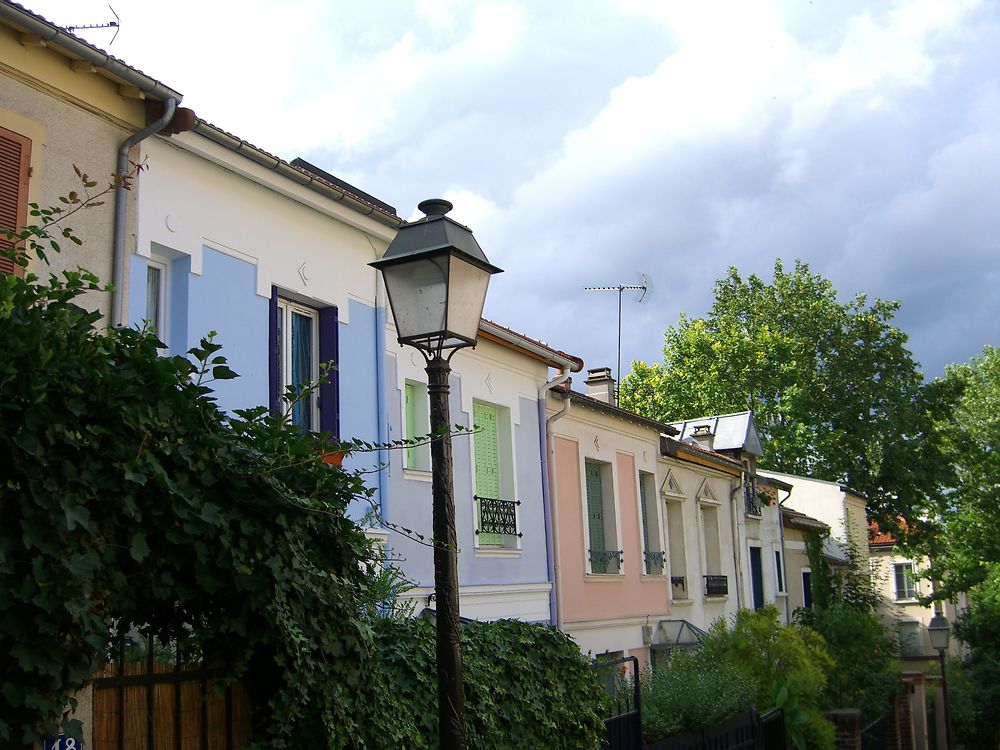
[
  {"xmin": 67, "ymin": 5, "xmax": 120, "ymax": 45},
  {"xmin": 585, "ymin": 272, "xmax": 652, "ymax": 392}
]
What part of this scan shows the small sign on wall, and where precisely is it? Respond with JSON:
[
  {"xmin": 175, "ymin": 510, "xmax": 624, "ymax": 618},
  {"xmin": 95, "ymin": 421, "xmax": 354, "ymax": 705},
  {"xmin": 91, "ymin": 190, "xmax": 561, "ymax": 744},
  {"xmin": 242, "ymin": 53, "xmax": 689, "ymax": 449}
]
[{"xmin": 43, "ymin": 734, "xmax": 82, "ymax": 750}]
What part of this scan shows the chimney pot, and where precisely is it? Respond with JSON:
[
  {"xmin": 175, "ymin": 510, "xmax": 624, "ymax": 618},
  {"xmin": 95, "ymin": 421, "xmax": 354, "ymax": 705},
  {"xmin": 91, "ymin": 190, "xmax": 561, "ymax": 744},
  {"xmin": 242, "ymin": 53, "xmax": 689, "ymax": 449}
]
[{"xmin": 585, "ymin": 366, "xmax": 617, "ymax": 405}]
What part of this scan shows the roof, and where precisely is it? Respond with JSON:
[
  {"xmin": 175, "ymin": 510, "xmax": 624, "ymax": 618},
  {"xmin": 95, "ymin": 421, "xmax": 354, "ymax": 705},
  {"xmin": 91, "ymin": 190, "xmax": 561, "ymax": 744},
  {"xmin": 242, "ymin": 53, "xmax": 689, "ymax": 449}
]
[
  {"xmin": 555, "ymin": 389, "xmax": 680, "ymax": 434},
  {"xmin": 191, "ymin": 121, "xmax": 402, "ymax": 227},
  {"xmin": 479, "ymin": 319, "xmax": 584, "ymax": 372},
  {"xmin": 668, "ymin": 411, "xmax": 764, "ymax": 457},
  {"xmin": 661, "ymin": 435, "xmax": 743, "ymax": 474},
  {"xmin": 782, "ymin": 507, "xmax": 830, "ymax": 532},
  {"xmin": 0, "ymin": 2, "xmax": 182, "ymax": 102}
]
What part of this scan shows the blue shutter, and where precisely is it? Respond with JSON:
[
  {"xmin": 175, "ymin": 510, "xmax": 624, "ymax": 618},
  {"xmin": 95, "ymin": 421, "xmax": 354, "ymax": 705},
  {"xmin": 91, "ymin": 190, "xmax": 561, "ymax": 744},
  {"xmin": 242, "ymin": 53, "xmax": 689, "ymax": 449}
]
[{"xmin": 319, "ymin": 305, "xmax": 339, "ymax": 438}]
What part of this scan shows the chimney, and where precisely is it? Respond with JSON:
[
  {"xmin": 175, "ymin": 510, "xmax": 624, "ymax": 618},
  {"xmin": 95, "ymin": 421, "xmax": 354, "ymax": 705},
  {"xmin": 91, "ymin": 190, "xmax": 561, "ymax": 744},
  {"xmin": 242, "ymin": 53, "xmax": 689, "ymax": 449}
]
[
  {"xmin": 585, "ymin": 366, "xmax": 616, "ymax": 405},
  {"xmin": 691, "ymin": 424, "xmax": 714, "ymax": 451}
]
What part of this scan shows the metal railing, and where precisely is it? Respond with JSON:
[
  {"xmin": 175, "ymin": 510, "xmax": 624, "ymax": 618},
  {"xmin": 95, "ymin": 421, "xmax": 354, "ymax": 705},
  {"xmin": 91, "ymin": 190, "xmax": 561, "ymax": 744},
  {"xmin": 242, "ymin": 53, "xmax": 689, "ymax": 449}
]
[
  {"xmin": 589, "ymin": 549, "xmax": 624, "ymax": 574},
  {"xmin": 670, "ymin": 576, "xmax": 686, "ymax": 591},
  {"xmin": 591, "ymin": 655, "xmax": 641, "ymax": 750},
  {"xmin": 704, "ymin": 574, "xmax": 728, "ymax": 597},
  {"xmin": 644, "ymin": 550, "xmax": 666, "ymax": 574},
  {"xmin": 474, "ymin": 495, "xmax": 521, "ymax": 537}
]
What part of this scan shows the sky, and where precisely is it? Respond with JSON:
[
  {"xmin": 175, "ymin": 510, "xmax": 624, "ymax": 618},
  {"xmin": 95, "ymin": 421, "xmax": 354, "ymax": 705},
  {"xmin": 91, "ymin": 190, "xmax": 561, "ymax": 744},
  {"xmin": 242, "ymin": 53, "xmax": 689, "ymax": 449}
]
[{"xmin": 30, "ymin": 0, "xmax": 999, "ymax": 380}]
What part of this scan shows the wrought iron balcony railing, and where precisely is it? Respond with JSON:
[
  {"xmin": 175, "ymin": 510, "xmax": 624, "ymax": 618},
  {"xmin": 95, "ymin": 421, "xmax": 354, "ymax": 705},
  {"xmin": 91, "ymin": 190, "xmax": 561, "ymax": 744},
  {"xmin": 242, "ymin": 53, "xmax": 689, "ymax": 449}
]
[
  {"xmin": 643, "ymin": 550, "xmax": 666, "ymax": 574},
  {"xmin": 670, "ymin": 576, "xmax": 686, "ymax": 591},
  {"xmin": 704, "ymin": 574, "xmax": 729, "ymax": 597},
  {"xmin": 744, "ymin": 483, "xmax": 763, "ymax": 516},
  {"xmin": 589, "ymin": 549, "xmax": 624, "ymax": 574},
  {"xmin": 474, "ymin": 495, "xmax": 521, "ymax": 537}
]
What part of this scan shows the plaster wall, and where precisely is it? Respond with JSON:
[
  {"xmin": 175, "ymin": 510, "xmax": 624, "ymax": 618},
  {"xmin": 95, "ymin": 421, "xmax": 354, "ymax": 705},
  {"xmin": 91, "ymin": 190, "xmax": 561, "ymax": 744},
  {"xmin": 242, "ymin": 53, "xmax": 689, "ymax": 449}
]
[
  {"xmin": 384, "ymin": 335, "xmax": 553, "ymax": 622},
  {"xmin": 0, "ymin": 39, "xmax": 147, "ymax": 318},
  {"xmin": 782, "ymin": 532, "xmax": 811, "ymax": 612}
]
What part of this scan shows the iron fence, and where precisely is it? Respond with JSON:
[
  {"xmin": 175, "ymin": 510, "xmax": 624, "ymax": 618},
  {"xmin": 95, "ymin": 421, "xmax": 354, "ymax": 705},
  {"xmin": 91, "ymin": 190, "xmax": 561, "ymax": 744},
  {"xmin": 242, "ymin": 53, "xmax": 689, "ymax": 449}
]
[{"xmin": 592, "ymin": 655, "xmax": 641, "ymax": 750}]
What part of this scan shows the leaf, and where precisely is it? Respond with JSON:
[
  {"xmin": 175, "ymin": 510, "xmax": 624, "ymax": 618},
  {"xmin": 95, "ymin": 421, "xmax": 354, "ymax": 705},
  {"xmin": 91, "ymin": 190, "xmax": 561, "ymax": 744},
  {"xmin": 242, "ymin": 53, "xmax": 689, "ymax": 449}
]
[
  {"xmin": 130, "ymin": 532, "xmax": 151, "ymax": 562},
  {"xmin": 64, "ymin": 505, "xmax": 90, "ymax": 531}
]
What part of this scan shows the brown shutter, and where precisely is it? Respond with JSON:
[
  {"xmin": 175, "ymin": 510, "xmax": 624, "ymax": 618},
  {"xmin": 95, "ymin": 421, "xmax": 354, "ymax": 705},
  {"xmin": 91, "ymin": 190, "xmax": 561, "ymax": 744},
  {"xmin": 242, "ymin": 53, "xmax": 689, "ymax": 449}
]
[{"xmin": 0, "ymin": 126, "xmax": 32, "ymax": 277}]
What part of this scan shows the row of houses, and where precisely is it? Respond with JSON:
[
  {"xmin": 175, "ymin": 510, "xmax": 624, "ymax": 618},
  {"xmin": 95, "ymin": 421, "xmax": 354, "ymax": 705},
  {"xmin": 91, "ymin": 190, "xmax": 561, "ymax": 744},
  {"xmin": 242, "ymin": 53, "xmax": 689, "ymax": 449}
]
[{"xmin": 0, "ymin": 3, "xmax": 961, "ymax": 746}]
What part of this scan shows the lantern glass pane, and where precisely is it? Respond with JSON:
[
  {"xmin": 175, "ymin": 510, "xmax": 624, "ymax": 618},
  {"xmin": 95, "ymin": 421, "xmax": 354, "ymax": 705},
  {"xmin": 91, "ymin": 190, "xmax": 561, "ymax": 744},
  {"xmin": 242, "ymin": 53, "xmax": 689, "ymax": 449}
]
[
  {"xmin": 445, "ymin": 255, "xmax": 492, "ymax": 342},
  {"xmin": 382, "ymin": 256, "xmax": 449, "ymax": 341}
]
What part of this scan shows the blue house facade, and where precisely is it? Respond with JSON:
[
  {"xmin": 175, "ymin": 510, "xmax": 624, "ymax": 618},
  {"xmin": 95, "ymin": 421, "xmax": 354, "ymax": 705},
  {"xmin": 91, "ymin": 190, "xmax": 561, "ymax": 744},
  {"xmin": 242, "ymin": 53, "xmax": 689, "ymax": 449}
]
[{"xmin": 125, "ymin": 126, "xmax": 401, "ymax": 523}]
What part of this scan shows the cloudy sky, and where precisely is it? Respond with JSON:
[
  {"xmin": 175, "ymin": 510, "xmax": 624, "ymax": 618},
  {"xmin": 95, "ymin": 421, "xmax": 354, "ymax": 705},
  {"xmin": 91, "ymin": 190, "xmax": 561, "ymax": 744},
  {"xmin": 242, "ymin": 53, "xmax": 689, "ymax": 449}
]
[{"xmin": 32, "ymin": 0, "xmax": 999, "ymax": 380}]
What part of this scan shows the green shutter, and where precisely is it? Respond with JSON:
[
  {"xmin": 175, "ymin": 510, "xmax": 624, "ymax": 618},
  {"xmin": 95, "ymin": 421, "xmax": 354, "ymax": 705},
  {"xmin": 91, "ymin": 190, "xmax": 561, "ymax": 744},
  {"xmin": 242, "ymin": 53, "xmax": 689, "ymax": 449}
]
[
  {"xmin": 586, "ymin": 462, "xmax": 606, "ymax": 573},
  {"xmin": 639, "ymin": 475, "xmax": 651, "ymax": 573},
  {"xmin": 474, "ymin": 403, "xmax": 502, "ymax": 546},
  {"xmin": 405, "ymin": 382, "xmax": 416, "ymax": 467}
]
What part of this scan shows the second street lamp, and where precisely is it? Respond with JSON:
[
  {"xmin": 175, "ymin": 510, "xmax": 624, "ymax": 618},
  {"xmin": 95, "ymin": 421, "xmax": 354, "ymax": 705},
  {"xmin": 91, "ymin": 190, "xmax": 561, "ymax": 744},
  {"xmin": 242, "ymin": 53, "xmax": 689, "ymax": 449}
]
[
  {"xmin": 927, "ymin": 608, "xmax": 953, "ymax": 750},
  {"xmin": 370, "ymin": 198, "xmax": 502, "ymax": 750}
]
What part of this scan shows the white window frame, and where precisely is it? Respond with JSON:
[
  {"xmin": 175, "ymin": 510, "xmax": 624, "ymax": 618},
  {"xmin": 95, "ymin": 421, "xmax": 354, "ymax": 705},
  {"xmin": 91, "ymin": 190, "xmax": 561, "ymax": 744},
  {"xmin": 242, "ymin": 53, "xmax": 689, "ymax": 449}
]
[
  {"xmin": 894, "ymin": 561, "xmax": 919, "ymax": 601},
  {"xmin": 277, "ymin": 299, "xmax": 320, "ymax": 431},
  {"xmin": 403, "ymin": 380, "xmax": 431, "ymax": 472},
  {"xmin": 144, "ymin": 258, "xmax": 168, "ymax": 343}
]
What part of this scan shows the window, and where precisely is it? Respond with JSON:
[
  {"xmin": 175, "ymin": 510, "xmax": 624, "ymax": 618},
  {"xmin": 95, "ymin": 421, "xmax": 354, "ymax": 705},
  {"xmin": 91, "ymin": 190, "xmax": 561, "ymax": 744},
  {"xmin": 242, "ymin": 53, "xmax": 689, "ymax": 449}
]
[
  {"xmin": 268, "ymin": 288, "xmax": 338, "ymax": 435},
  {"xmin": 585, "ymin": 460, "xmax": 620, "ymax": 573},
  {"xmin": 639, "ymin": 472, "xmax": 663, "ymax": 575},
  {"xmin": 666, "ymin": 498, "xmax": 687, "ymax": 598},
  {"xmin": 473, "ymin": 402, "xmax": 518, "ymax": 548},
  {"xmin": 775, "ymin": 550, "xmax": 785, "ymax": 594},
  {"xmin": 749, "ymin": 546, "xmax": 764, "ymax": 609},
  {"xmin": 896, "ymin": 620, "xmax": 922, "ymax": 656},
  {"xmin": 404, "ymin": 380, "xmax": 430, "ymax": 471},
  {"xmin": 0, "ymin": 126, "xmax": 31, "ymax": 277},
  {"xmin": 802, "ymin": 570, "xmax": 813, "ymax": 608},
  {"xmin": 894, "ymin": 562, "xmax": 918, "ymax": 601},
  {"xmin": 144, "ymin": 259, "xmax": 167, "ymax": 339}
]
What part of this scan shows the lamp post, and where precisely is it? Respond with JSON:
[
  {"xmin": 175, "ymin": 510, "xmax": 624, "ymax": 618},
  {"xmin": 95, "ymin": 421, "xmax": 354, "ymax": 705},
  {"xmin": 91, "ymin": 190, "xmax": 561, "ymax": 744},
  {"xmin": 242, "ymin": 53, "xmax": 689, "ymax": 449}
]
[
  {"xmin": 371, "ymin": 198, "xmax": 502, "ymax": 750},
  {"xmin": 927, "ymin": 608, "xmax": 953, "ymax": 750}
]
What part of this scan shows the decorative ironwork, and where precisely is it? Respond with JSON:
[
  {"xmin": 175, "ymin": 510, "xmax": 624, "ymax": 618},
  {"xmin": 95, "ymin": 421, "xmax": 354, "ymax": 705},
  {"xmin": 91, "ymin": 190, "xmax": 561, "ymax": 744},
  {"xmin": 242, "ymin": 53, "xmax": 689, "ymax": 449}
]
[
  {"xmin": 704, "ymin": 574, "xmax": 729, "ymax": 597},
  {"xmin": 670, "ymin": 576, "xmax": 686, "ymax": 591},
  {"xmin": 643, "ymin": 550, "xmax": 666, "ymax": 574},
  {"xmin": 589, "ymin": 549, "xmax": 624, "ymax": 574},
  {"xmin": 474, "ymin": 495, "xmax": 521, "ymax": 537},
  {"xmin": 744, "ymin": 482, "xmax": 763, "ymax": 516}
]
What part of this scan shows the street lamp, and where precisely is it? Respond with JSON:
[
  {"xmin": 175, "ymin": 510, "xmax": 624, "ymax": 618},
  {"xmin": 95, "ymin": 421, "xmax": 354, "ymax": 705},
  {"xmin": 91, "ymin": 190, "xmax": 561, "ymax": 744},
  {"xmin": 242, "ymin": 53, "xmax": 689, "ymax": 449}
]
[
  {"xmin": 927, "ymin": 608, "xmax": 953, "ymax": 750},
  {"xmin": 371, "ymin": 198, "xmax": 502, "ymax": 750}
]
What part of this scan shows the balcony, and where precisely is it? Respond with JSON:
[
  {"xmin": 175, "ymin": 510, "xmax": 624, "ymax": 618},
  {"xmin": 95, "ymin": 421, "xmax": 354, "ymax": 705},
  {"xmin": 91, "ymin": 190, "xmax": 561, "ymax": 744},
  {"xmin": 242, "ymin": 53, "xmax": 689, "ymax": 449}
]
[
  {"xmin": 744, "ymin": 483, "xmax": 763, "ymax": 516},
  {"xmin": 644, "ymin": 550, "xmax": 666, "ymax": 575},
  {"xmin": 474, "ymin": 495, "xmax": 521, "ymax": 538},
  {"xmin": 704, "ymin": 574, "xmax": 729, "ymax": 597},
  {"xmin": 589, "ymin": 549, "xmax": 624, "ymax": 574}
]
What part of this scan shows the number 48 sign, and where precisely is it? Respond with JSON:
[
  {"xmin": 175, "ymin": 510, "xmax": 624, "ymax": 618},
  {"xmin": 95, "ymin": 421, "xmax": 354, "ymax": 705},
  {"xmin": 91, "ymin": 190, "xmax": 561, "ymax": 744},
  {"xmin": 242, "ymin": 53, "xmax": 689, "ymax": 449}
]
[{"xmin": 44, "ymin": 734, "xmax": 81, "ymax": 750}]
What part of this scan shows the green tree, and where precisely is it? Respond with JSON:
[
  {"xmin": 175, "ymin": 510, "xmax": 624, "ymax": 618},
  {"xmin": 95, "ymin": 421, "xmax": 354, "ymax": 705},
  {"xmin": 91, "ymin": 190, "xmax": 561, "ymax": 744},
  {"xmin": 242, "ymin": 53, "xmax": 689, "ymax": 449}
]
[
  {"xmin": 918, "ymin": 346, "xmax": 1000, "ymax": 595},
  {"xmin": 619, "ymin": 259, "xmax": 956, "ymax": 521}
]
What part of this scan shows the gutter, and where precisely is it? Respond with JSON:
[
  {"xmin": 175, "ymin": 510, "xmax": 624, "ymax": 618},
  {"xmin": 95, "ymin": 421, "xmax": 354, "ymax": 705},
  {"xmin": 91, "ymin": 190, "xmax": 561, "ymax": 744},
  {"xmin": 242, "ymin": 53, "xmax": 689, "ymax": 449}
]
[
  {"xmin": 541, "ymin": 375, "xmax": 575, "ymax": 630},
  {"xmin": 111, "ymin": 98, "xmax": 178, "ymax": 327},
  {"xmin": 777, "ymin": 488, "xmax": 793, "ymax": 624},
  {"xmin": 374, "ymin": 265, "xmax": 390, "ymax": 530}
]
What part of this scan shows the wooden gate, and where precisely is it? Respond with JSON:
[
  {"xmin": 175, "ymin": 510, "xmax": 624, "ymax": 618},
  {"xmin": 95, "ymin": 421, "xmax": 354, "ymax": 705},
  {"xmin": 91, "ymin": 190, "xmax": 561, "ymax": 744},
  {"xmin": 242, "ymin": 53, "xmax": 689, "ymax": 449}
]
[{"xmin": 92, "ymin": 633, "xmax": 251, "ymax": 750}]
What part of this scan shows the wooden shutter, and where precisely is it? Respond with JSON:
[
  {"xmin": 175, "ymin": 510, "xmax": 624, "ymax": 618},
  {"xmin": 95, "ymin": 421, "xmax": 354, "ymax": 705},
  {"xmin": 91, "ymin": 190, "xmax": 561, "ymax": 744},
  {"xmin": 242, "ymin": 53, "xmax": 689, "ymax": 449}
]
[
  {"xmin": 473, "ymin": 403, "xmax": 502, "ymax": 546},
  {"xmin": 0, "ymin": 126, "xmax": 31, "ymax": 277},
  {"xmin": 585, "ymin": 461, "xmax": 606, "ymax": 572}
]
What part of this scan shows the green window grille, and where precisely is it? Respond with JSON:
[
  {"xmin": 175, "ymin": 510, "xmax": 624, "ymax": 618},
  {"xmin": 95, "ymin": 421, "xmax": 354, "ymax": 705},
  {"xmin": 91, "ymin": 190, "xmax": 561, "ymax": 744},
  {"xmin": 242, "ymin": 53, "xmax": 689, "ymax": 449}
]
[
  {"xmin": 474, "ymin": 403, "xmax": 502, "ymax": 546},
  {"xmin": 586, "ymin": 461, "xmax": 607, "ymax": 573}
]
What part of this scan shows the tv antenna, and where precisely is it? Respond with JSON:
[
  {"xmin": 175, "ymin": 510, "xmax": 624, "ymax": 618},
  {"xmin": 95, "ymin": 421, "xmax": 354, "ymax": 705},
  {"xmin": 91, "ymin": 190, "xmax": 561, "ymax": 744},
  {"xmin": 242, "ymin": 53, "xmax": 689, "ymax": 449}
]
[
  {"xmin": 585, "ymin": 273, "xmax": 652, "ymax": 392},
  {"xmin": 67, "ymin": 5, "xmax": 120, "ymax": 45}
]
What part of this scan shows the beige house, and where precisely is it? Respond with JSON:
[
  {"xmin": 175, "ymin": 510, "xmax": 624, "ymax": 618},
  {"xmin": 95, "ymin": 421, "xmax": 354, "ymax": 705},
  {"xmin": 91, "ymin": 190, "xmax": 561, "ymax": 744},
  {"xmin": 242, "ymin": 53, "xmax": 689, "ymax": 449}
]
[{"xmin": 0, "ymin": 1, "xmax": 184, "ymax": 320}]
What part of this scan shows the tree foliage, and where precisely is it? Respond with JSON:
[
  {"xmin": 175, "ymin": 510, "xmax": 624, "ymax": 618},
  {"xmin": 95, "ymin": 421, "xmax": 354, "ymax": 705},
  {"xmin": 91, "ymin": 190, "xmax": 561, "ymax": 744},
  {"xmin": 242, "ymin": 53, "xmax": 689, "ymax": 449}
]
[
  {"xmin": 619, "ymin": 259, "xmax": 956, "ymax": 521},
  {"xmin": 916, "ymin": 346, "xmax": 1000, "ymax": 595},
  {"xmin": 796, "ymin": 531, "xmax": 899, "ymax": 721}
]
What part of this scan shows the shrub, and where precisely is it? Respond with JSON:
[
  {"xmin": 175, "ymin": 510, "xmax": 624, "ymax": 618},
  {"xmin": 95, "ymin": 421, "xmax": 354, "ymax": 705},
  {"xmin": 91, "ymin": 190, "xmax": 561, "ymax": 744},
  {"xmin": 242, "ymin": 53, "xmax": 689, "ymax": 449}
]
[
  {"xmin": 360, "ymin": 617, "xmax": 607, "ymax": 750},
  {"xmin": 639, "ymin": 650, "xmax": 756, "ymax": 743},
  {"xmin": 698, "ymin": 607, "xmax": 835, "ymax": 750}
]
